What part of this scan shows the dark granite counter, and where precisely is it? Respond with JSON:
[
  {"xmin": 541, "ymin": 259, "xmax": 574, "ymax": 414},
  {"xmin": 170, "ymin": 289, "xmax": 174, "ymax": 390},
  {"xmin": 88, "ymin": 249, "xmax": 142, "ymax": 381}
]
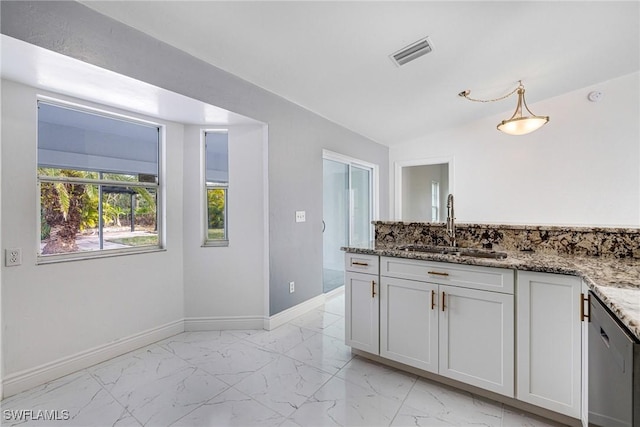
[{"xmin": 342, "ymin": 245, "xmax": 640, "ymax": 341}]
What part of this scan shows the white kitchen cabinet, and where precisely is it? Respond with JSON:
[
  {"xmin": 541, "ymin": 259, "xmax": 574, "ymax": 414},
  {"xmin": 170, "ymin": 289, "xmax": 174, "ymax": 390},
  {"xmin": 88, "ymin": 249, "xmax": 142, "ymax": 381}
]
[
  {"xmin": 438, "ymin": 284, "xmax": 514, "ymax": 396},
  {"xmin": 580, "ymin": 281, "xmax": 589, "ymax": 427},
  {"xmin": 381, "ymin": 256, "xmax": 514, "ymax": 293},
  {"xmin": 380, "ymin": 276, "xmax": 438, "ymax": 373},
  {"xmin": 379, "ymin": 256, "xmax": 515, "ymax": 397},
  {"xmin": 345, "ymin": 252, "xmax": 379, "ymax": 275},
  {"xmin": 345, "ymin": 254, "xmax": 379, "ymax": 354},
  {"xmin": 517, "ymin": 271, "xmax": 583, "ymax": 418}
]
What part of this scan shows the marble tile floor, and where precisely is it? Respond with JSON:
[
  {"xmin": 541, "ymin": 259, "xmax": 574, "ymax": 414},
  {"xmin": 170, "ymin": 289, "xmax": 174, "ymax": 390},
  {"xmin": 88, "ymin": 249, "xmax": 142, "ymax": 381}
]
[{"xmin": 1, "ymin": 292, "xmax": 566, "ymax": 427}]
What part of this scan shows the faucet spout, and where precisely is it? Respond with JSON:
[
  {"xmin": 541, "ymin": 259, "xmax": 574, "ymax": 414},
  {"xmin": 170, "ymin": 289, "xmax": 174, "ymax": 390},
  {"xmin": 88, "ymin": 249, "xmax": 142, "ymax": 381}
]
[{"xmin": 446, "ymin": 194, "xmax": 456, "ymax": 247}]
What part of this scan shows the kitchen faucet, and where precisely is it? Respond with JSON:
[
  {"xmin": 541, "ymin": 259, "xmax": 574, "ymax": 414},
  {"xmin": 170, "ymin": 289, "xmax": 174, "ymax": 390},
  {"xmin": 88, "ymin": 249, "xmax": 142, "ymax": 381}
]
[{"xmin": 446, "ymin": 194, "xmax": 456, "ymax": 247}]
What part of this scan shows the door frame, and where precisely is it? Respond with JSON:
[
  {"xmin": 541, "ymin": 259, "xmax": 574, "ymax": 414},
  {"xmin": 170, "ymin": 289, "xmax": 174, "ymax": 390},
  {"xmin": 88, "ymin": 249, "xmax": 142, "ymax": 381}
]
[
  {"xmin": 322, "ymin": 149, "xmax": 379, "ymax": 241},
  {"xmin": 394, "ymin": 156, "xmax": 454, "ymax": 221}
]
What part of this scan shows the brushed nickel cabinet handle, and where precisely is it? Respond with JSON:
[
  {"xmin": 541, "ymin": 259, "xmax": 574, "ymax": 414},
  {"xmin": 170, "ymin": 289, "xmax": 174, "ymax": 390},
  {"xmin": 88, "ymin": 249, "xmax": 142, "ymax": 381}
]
[
  {"xmin": 352, "ymin": 261, "xmax": 369, "ymax": 266},
  {"xmin": 441, "ymin": 291, "xmax": 446, "ymax": 312},
  {"xmin": 431, "ymin": 289, "xmax": 436, "ymax": 310},
  {"xmin": 371, "ymin": 280, "xmax": 376, "ymax": 298},
  {"xmin": 428, "ymin": 271, "xmax": 449, "ymax": 276}
]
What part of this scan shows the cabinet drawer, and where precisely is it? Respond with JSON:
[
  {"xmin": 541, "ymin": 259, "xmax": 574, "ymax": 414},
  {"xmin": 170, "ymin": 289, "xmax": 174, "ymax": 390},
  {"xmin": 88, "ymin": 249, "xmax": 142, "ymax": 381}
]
[
  {"xmin": 345, "ymin": 253, "xmax": 379, "ymax": 274},
  {"xmin": 381, "ymin": 256, "xmax": 514, "ymax": 294}
]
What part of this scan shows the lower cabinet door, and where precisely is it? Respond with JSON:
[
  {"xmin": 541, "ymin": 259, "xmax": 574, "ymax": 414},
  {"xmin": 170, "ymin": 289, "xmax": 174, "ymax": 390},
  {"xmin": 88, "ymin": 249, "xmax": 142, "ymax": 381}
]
[
  {"xmin": 345, "ymin": 271, "xmax": 379, "ymax": 354},
  {"xmin": 380, "ymin": 276, "xmax": 438, "ymax": 373},
  {"xmin": 439, "ymin": 285, "xmax": 515, "ymax": 397},
  {"xmin": 516, "ymin": 271, "xmax": 582, "ymax": 418}
]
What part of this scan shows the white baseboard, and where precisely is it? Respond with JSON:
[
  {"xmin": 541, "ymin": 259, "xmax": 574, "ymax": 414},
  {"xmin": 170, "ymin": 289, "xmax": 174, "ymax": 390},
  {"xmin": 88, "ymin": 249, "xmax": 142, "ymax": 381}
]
[
  {"xmin": 184, "ymin": 316, "xmax": 264, "ymax": 331},
  {"xmin": 324, "ymin": 285, "xmax": 345, "ymax": 300},
  {"xmin": 264, "ymin": 293, "xmax": 326, "ymax": 330},
  {"xmin": 2, "ymin": 290, "xmax": 344, "ymax": 398},
  {"xmin": 2, "ymin": 319, "xmax": 184, "ymax": 398}
]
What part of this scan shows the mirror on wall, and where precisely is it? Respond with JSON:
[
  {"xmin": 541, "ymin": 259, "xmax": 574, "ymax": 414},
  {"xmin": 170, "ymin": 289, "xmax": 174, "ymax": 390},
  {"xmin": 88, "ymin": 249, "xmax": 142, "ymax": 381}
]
[{"xmin": 396, "ymin": 160, "xmax": 451, "ymax": 222}]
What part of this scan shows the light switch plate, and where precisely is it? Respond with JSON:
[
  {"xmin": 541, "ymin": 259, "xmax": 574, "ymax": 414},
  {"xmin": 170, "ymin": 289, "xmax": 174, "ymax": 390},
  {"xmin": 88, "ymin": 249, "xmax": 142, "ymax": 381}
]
[{"xmin": 295, "ymin": 211, "xmax": 306, "ymax": 223}]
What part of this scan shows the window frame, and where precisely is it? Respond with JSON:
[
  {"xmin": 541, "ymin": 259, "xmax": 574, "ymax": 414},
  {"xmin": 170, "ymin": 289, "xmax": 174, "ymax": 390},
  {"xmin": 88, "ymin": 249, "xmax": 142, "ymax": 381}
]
[
  {"xmin": 202, "ymin": 129, "xmax": 229, "ymax": 247},
  {"xmin": 36, "ymin": 98, "xmax": 164, "ymax": 264}
]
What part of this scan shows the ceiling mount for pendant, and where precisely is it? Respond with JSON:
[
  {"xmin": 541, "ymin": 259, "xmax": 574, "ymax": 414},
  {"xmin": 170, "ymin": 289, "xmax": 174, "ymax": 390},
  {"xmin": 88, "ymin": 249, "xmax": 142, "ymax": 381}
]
[{"xmin": 458, "ymin": 81, "xmax": 549, "ymax": 136}]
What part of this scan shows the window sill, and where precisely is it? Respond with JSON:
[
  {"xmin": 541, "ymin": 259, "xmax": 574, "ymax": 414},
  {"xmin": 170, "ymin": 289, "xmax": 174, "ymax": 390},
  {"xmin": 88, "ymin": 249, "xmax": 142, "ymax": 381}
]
[
  {"xmin": 202, "ymin": 240, "xmax": 229, "ymax": 248},
  {"xmin": 37, "ymin": 247, "xmax": 166, "ymax": 265}
]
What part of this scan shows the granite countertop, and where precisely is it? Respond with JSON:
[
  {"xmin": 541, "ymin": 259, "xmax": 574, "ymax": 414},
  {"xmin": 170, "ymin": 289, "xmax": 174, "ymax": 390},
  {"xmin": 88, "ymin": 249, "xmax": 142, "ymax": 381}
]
[{"xmin": 342, "ymin": 245, "xmax": 640, "ymax": 341}]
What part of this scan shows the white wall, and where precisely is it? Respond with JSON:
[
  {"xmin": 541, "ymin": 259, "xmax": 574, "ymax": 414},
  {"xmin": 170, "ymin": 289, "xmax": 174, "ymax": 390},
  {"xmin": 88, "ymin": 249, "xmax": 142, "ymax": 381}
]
[
  {"xmin": 182, "ymin": 125, "xmax": 268, "ymax": 328},
  {"xmin": 391, "ymin": 72, "xmax": 640, "ymax": 228},
  {"xmin": 0, "ymin": 80, "xmax": 185, "ymax": 382}
]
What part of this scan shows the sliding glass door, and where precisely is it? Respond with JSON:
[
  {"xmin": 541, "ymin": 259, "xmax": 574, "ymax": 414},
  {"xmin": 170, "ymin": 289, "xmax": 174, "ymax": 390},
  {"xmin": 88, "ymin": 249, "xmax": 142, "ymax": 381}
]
[
  {"xmin": 322, "ymin": 155, "xmax": 374, "ymax": 293},
  {"xmin": 350, "ymin": 165, "xmax": 372, "ymax": 248}
]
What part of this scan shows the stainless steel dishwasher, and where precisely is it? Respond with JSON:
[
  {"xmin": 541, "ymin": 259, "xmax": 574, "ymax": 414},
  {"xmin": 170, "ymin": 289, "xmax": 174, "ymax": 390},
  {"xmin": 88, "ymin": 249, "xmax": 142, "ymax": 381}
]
[{"xmin": 588, "ymin": 291, "xmax": 639, "ymax": 427}]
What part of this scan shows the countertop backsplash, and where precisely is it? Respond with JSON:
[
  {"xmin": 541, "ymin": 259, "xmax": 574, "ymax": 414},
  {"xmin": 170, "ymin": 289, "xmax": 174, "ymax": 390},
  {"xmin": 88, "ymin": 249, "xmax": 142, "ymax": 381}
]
[{"xmin": 374, "ymin": 221, "xmax": 640, "ymax": 259}]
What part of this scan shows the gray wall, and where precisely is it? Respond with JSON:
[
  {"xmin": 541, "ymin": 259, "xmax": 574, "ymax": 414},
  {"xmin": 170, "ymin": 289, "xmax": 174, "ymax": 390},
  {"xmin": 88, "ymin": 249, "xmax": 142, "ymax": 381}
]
[
  {"xmin": 1, "ymin": 1, "xmax": 389, "ymax": 316},
  {"xmin": 402, "ymin": 164, "xmax": 448, "ymax": 222}
]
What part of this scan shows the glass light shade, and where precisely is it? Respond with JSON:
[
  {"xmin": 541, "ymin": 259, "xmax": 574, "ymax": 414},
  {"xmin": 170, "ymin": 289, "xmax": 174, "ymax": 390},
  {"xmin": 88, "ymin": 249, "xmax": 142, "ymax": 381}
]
[
  {"xmin": 497, "ymin": 87, "xmax": 549, "ymax": 136},
  {"xmin": 498, "ymin": 116, "xmax": 549, "ymax": 135}
]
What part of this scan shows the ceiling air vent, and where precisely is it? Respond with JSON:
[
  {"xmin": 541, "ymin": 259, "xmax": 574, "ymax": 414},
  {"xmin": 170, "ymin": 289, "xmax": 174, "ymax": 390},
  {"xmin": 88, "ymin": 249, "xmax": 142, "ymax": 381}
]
[{"xmin": 390, "ymin": 37, "xmax": 433, "ymax": 67}]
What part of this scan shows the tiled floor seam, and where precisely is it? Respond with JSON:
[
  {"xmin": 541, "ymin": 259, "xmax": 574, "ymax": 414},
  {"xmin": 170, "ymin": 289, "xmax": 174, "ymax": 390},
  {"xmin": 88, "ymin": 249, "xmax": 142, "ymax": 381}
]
[
  {"xmin": 168, "ymin": 384, "xmax": 273, "ymax": 427},
  {"xmin": 84, "ymin": 368, "xmax": 143, "ymax": 426},
  {"xmin": 386, "ymin": 372, "xmax": 419, "ymax": 427}
]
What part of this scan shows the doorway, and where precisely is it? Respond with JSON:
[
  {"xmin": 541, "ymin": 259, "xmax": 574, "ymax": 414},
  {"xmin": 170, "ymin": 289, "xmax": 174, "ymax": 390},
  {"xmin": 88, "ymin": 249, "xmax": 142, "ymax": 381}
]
[
  {"xmin": 322, "ymin": 151, "xmax": 376, "ymax": 293},
  {"xmin": 395, "ymin": 157, "xmax": 454, "ymax": 222}
]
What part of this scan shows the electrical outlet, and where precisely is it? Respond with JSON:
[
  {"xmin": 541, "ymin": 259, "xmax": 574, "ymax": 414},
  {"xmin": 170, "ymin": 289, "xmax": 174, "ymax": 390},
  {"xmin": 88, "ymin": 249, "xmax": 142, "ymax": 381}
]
[
  {"xmin": 5, "ymin": 248, "xmax": 22, "ymax": 267},
  {"xmin": 295, "ymin": 211, "xmax": 306, "ymax": 223},
  {"xmin": 289, "ymin": 281, "xmax": 295, "ymax": 293}
]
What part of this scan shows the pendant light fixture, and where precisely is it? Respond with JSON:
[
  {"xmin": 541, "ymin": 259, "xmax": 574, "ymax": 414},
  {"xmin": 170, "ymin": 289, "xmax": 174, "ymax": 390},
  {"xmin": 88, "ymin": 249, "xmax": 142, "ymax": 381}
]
[{"xmin": 458, "ymin": 81, "xmax": 549, "ymax": 136}]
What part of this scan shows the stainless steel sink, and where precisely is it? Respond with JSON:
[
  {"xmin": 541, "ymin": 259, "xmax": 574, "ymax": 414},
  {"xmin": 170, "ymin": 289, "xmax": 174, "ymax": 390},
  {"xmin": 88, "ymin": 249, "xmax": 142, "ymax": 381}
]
[
  {"xmin": 397, "ymin": 245, "xmax": 460, "ymax": 255},
  {"xmin": 397, "ymin": 245, "xmax": 507, "ymax": 259},
  {"xmin": 458, "ymin": 248, "xmax": 508, "ymax": 259}
]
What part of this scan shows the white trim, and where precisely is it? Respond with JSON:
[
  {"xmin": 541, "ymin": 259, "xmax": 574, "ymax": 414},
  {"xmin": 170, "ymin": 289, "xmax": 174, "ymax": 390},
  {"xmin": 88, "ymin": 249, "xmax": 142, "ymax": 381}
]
[
  {"xmin": 262, "ymin": 125, "xmax": 271, "ymax": 329},
  {"xmin": 1, "ymin": 284, "xmax": 338, "ymax": 398},
  {"xmin": 264, "ymin": 293, "xmax": 326, "ymax": 331},
  {"xmin": 324, "ymin": 284, "xmax": 345, "ymax": 300},
  {"xmin": 2, "ymin": 319, "xmax": 184, "ymax": 398},
  {"xmin": 184, "ymin": 316, "xmax": 264, "ymax": 331},
  {"xmin": 394, "ymin": 156, "xmax": 455, "ymax": 221}
]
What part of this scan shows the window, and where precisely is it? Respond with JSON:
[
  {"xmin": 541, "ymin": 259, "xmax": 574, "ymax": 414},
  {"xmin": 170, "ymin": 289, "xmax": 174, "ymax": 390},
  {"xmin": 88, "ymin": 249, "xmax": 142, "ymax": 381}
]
[
  {"xmin": 37, "ymin": 101, "xmax": 161, "ymax": 260},
  {"xmin": 204, "ymin": 130, "xmax": 229, "ymax": 245},
  {"xmin": 431, "ymin": 180, "xmax": 440, "ymax": 222}
]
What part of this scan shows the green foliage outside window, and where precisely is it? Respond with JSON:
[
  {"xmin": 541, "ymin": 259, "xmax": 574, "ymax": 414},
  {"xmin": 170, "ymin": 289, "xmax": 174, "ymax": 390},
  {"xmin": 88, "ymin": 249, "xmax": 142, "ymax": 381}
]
[
  {"xmin": 39, "ymin": 168, "xmax": 157, "ymax": 254},
  {"xmin": 207, "ymin": 188, "xmax": 226, "ymax": 240}
]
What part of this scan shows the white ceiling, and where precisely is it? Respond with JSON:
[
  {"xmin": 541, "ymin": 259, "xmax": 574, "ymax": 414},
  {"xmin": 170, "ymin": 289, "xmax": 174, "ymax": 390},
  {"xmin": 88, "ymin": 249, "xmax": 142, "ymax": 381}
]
[{"xmin": 79, "ymin": 1, "xmax": 638, "ymax": 145}]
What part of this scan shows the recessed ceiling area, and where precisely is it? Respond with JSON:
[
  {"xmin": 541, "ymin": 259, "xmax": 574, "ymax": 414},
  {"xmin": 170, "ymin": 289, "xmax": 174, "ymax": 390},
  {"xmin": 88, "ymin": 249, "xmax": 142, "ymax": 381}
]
[
  {"xmin": 0, "ymin": 35, "xmax": 262, "ymax": 127},
  {"xmin": 81, "ymin": 1, "xmax": 639, "ymax": 146}
]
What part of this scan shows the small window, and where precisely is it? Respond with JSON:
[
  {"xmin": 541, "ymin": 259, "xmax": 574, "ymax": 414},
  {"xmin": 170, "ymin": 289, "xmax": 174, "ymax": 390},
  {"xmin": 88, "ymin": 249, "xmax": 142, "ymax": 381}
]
[
  {"xmin": 204, "ymin": 130, "xmax": 229, "ymax": 246},
  {"xmin": 37, "ymin": 101, "xmax": 161, "ymax": 260},
  {"xmin": 431, "ymin": 180, "xmax": 440, "ymax": 222}
]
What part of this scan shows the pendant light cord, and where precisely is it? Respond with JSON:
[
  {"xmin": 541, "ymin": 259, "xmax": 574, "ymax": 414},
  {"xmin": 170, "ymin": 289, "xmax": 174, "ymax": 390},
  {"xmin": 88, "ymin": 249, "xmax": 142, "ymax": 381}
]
[{"xmin": 458, "ymin": 81, "xmax": 523, "ymax": 103}]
